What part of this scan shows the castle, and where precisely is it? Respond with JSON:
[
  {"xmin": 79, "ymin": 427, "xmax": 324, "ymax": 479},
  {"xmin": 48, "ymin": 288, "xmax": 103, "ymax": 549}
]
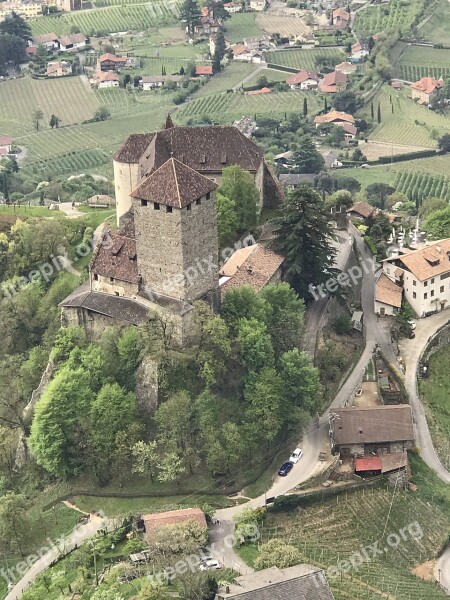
[{"xmin": 60, "ymin": 121, "xmax": 282, "ymax": 344}]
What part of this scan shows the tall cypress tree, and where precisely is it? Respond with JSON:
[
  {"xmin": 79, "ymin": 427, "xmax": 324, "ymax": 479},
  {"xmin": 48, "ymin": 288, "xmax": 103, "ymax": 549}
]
[
  {"xmin": 371, "ymin": 102, "xmax": 374, "ymax": 119},
  {"xmin": 180, "ymin": 0, "xmax": 200, "ymax": 37},
  {"xmin": 377, "ymin": 103, "xmax": 382, "ymax": 124},
  {"xmin": 303, "ymin": 97, "xmax": 308, "ymax": 116}
]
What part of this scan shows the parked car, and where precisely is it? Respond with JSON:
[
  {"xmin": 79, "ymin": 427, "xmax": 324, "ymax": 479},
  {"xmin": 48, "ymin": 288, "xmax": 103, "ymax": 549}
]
[
  {"xmin": 408, "ymin": 320, "xmax": 416, "ymax": 330},
  {"xmin": 199, "ymin": 558, "xmax": 221, "ymax": 571},
  {"xmin": 278, "ymin": 461, "xmax": 294, "ymax": 476},
  {"xmin": 289, "ymin": 448, "xmax": 303, "ymax": 463}
]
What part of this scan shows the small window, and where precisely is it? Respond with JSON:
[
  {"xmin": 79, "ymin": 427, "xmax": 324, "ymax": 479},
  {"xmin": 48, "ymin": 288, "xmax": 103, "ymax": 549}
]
[
  {"xmin": 441, "ymin": 286, "xmax": 445, "ymax": 293},
  {"xmin": 196, "ymin": 198, "xmax": 201, "ymax": 205},
  {"xmin": 206, "ymin": 192, "xmax": 211, "ymax": 200},
  {"xmin": 424, "ymin": 293, "xmax": 427, "ymax": 299},
  {"xmin": 166, "ymin": 206, "xmax": 173, "ymax": 213},
  {"xmin": 441, "ymin": 272, "xmax": 450, "ymax": 280},
  {"xmin": 413, "ymin": 292, "xmax": 416, "ymax": 299},
  {"xmin": 431, "ymin": 278, "xmax": 435, "ymax": 283},
  {"xmin": 424, "ymin": 281, "xmax": 428, "ymax": 287},
  {"xmin": 141, "ymin": 199, "xmax": 148, "ymax": 207},
  {"xmin": 154, "ymin": 202, "xmax": 160, "ymax": 210},
  {"xmin": 413, "ymin": 280, "xmax": 416, "ymax": 286},
  {"xmin": 431, "ymin": 290, "xmax": 435, "ymax": 297},
  {"xmin": 93, "ymin": 273, "xmax": 99, "ymax": 281},
  {"xmin": 186, "ymin": 204, "xmax": 191, "ymax": 211},
  {"xmin": 114, "ymin": 291, "xmax": 119, "ymax": 296},
  {"xmin": 110, "ymin": 276, "xmax": 114, "ymax": 283}
]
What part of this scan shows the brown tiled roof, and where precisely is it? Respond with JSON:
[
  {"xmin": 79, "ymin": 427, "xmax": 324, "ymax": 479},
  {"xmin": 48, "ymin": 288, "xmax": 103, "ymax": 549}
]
[
  {"xmin": 341, "ymin": 122, "xmax": 357, "ymax": 135},
  {"xmin": 220, "ymin": 244, "xmax": 284, "ymax": 292},
  {"xmin": 376, "ymin": 273, "xmax": 402, "ymax": 308},
  {"xmin": 99, "ymin": 53, "xmax": 128, "ymax": 63},
  {"xmin": 347, "ymin": 201, "xmax": 375, "ymax": 219},
  {"xmin": 33, "ymin": 32, "xmax": 58, "ymax": 44},
  {"xmin": 395, "ymin": 239, "xmax": 450, "ymax": 281},
  {"xmin": 231, "ymin": 43, "xmax": 247, "ymax": 56},
  {"xmin": 91, "ymin": 230, "xmax": 139, "ymax": 283},
  {"xmin": 333, "ymin": 7, "xmax": 349, "ymax": 20},
  {"xmin": 113, "ymin": 133, "xmax": 155, "ymax": 163},
  {"xmin": 335, "ymin": 61, "xmax": 357, "ymax": 73},
  {"xmin": 195, "ymin": 65, "xmax": 213, "ymax": 75},
  {"xmin": 58, "ymin": 33, "xmax": 86, "ymax": 45},
  {"xmin": 314, "ymin": 110, "xmax": 354, "ymax": 125},
  {"xmin": 286, "ymin": 70, "xmax": 318, "ymax": 85},
  {"xmin": 411, "ymin": 76, "xmax": 443, "ymax": 94},
  {"xmin": 331, "ymin": 405, "xmax": 414, "ymax": 445},
  {"xmin": 131, "ymin": 157, "xmax": 217, "ymax": 208},
  {"xmin": 245, "ymin": 87, "xmax": 271, "ymax": 95},
  {"xmin": 321, "ymin": 70, "xmax": 347, "ymax": 87},
  {"xmin": 93, "ymin": 70, "xmax": 120, "ymax": 82},
  {"xmin": 143, "ymin": 508, "xmax": 206, "ymax": 542}
]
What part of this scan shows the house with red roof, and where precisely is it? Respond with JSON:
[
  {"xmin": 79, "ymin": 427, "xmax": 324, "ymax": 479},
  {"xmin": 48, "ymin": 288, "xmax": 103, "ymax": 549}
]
[
  {"xmin": 332, "ymin": 7, "xmax": 349, "ymax": 29},
  {"xmin": 92, "ymin": 70, "xmax": 120, "ymax": 88},
  {"xmin": 319, "ymin": 70, "xmax": 347, "ymax": 94},
  {"xmin": 411, "ymin": 76, "xmax": 443, "ymax": 105},
  {"xmin": 99, "ymin": 53, "xmax": 128, "ymax": 71},
  {"xmin": 0, "ymin": 136, "xmax": 13, "ymax": 153},
  {"xmin": 286, "ymin": 70, "xmax": 318, "ymax": 90},
  {"xmin": 195, "ymin": 65, "xmax": 213, "ymax": 76}
]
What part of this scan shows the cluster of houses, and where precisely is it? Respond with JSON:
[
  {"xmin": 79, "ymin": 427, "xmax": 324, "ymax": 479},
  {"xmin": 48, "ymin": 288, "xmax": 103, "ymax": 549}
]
[
  {"xmin": 314, "ymin": 110, "xmax": 358, "ymax": 139},
  {"xmin": 0, "ymin": 136, "xmax": 13, "ymax": 157},
  {"xmin": 0, "ymin": 0, "xmax": 81, "ymax": 21},
  {"xmin": 29, "ymin": 31, "xmax": 87, "ymax": 54}
]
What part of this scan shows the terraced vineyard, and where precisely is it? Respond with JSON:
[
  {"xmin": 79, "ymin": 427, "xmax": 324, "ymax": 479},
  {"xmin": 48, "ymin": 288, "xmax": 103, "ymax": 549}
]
[
  {"xmin": 243, "ymin": 68, "xmax": 290, "ymax": 87},
  {"xmin": 368, "ymin": 85, "xmax": 450, "ymax": 148},
  {"xmin": 223, "ymin": 12, "xmax": 266, "ymax": 43},
  {"xmin": 394, "ymin": 171, "xmax": 450, "ymax": 204},
  {"xmin": 354, "ymin": 0, "xmax": 425, "ymax": 35},
  {"xmin": 265, "ymin": 47, "xmax": 345, "ymax": 71},
  {"xmin": 29, "ymin": 0, "xmax": 180, "ymax": 36},
  {"xmin": 177, "ymin": 93, "xmax": 233, "ymax": 121},
  {"xmin": 194, "ymin": 62, "xmax": 258, "ymax": 97},
  {"xmin": 259, "ymin": 477, "xmax": 450, "ymax": 600},
  {"xmin": 394, "ymin": 45, "xmax": 450, "ymax": 81},
  {"xmin": 420, "ymin": 0, "xmax": 450, "ymax": 45},
  {"xmin": 0, "ymin": 76, "xmax": 97, "ymax": 136},
  {"xmin": 22, "ymin": 148, "xmax": 111, "ymax": 179}
]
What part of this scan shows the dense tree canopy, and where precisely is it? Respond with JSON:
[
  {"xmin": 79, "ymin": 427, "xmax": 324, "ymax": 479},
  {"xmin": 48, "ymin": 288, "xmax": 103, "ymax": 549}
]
[{"xmin": 217, "ymin": 165, "xmax": 259, "ymax": 232}]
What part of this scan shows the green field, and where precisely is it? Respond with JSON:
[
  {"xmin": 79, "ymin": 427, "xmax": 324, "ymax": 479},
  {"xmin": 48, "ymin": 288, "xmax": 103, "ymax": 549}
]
[
  {"xmin": 194, "ymin": 62, "xmax": 258, "ymax": 97},
  {"xmin": 265, "ymin": 47, "xmax": 345, "ymax": 71},
  {"xmin": 368, "ymin": 85, "xmax": 450, "ymax": 148},
  {"xmin": 354, "ymin": 0, "xmax": 426, "ymax": 35},
  {"xmin": 420, "ymin": 0, "xmax": 450, "ymax": 45},
  {"xmin": 247, "ymin": 458, "xmax": 450, "ymax": 600},
  {"xmin": 223, "ymin": 12, "xmax": 266, "ymax": 44},
  {"xmin": 394, "ymin": 170, "xmax": 450, "ymax": 203},
  {"xmin": 0, "ymin": 76, "xmax": 98, "ymax": 136},
  {"xmin": 29, "ymin": 0, "xmax": 180, "ymax": 36},
  {"xmin": 243, "ymin": 67, "xmax": 291, "ymax": 87},
  {"xmin": 420, "ymin": 344, "xmax": 450, "ymax": 469},
  {"xmin": 393, "ymin": 43, "xmax": 450, "ymax": 81}
]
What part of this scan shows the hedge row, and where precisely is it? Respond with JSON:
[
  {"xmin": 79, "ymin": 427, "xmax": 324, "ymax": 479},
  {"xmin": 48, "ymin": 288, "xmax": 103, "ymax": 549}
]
[{"xmin": 377, "ymin": 149, "xmax": 437, "ymax": 164}]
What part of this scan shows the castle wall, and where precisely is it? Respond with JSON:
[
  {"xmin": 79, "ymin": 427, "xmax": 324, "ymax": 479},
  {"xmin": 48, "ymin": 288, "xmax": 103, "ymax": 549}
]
[
  {"xmin": 114, "ymin": 160, "xmax": 139, "ymax": 226},
  {"xmin": 91, "ymin": 273, "xmax": 139, "ymax": 297}
]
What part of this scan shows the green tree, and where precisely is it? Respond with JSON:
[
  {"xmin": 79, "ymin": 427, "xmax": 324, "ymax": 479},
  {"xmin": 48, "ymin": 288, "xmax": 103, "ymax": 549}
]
[
  {"xmin": 334, "ymin": 175, "xmax": 361, "ymax": 195},
  {"xmin": 196, "ymin": 314, "xmax": 232, "ymax": 388},
  {"xmin": 132, "ymin": 440, "xmax": 159, "ymax": 482},
  {"xmin": 157, "ymin": 451, "xmax": 186, "ymax": 484},
  {"xmin": 136, "ymin": 582, "xmax": 171, "ymax": 599},
  {"xmin": 93, "ymin": 106, "xmax": 110, "ymax": 121},
  {"xmin": 423, "ymin": 206, "xmax": 450, "ymax": 240},
  {"xmin": 216, "ymin": 192, "xmax": 238, "ymax": 245},
  {"xmin": 217, "ymin": 165, "xmax": 258, "ymax": 231},
  {"xmin": 112, "ymin": 423, "xmax": 142, "ymax": 487},
  {"xmin": 377, "ymin": 102, "xmax": 381, "ymax": 124},
  {"xmin": 326, "ymin": 189, "xmax": 353, "ymax": 209},
  {"xmin": 178, "ymin": 572, "xmax": 217, "ymax": 600},
  {"xmin": 289, "ymin": 136, "xmax": 325, "ymax": 173},
  {"xmin": 351, "ymin": 147, "xmax": 367, "ymax": 162},
  {"xmin": 0, "ymin": 11, "xmax": 31, "ymax": 39},
  {"xmin": 212, "ymin": 29, "xmax": 226, "ymax": 73},
  {"xmin": 332, "ymin": 90, "xmax": 361, "ymax": 114},
  {"xmin": 238, "ymin": 318, "xmax": 274, "ymax": 373},
  {"xmin": 0, "ymin": 492, "xmax": 29, "ymax": 556},
  {"xmin": 303, "ymin": 97, "xmax": 308, "ymax": 116},
  {"xmin": 419, "ymin": 196, "xmax": 447, "ymax": 219},
  {"xmin": 254, "ymin": 539, "xmax": 302, "ymax": 569},
  {"xmin": 32, "ymin": 108, "xmax": 43, "ymax": 132},
  {"xmin": 438, "ymin": 133, "xmax": 450, "ymax": 153},
  {"xmin": 153, "ymin": 519, "xmax": 208, "ymax": 553},
  {"xmin": 270, "ymin": 184, "xmax": 337, "ymax": 298},
  {"xmin": 280, "ymin": 348, "xmax": 320, "ymax": 414},
  {"xmin": 155, "ymin": 391, "xmax": 194, "ymax": 453},
  {"xmin": 366, "ymin": 182, "xmax": 395, "ymax": 209},
  {"xmin": 245, "ymin": 367, "xmax": 284, "ymax": 441},
  {"xmin": 180, "ymin": 0, "xmax": 200, "ymax": 36},
  {"xmin": 221, "ymin": 285, "xmax": 268, "ymax": 335},
  {"xmin": 49, "ymin": 114, "xmax": 59, "ymax": 129},
  {"xmin": 90, "ymin": 588, "xmax": 125, "ymax": 600}
]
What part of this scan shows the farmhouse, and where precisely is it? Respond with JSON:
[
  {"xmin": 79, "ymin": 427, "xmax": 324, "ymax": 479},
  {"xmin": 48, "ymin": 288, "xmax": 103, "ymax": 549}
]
[
  {"xmin": 347, "ymin": 201, "xmax": 376, "ymax": 223},
  {"xmin": 219, "ymin": 243, "xmax": 284, "ymax": 292},
  {"xmin": 56, "ymin": 33, "xmax": 87, "ymax": 52},
  {"xmin": 314, "ymin": 110, "xmax": 355, "ymax": 127},
  {"xmin": 319, "ymin": 70, "xmax": 347, "ymax": 93},
  {"xmin": 99, "ymin": 53, "xmax": 128, "ymax": 71},
  {"xmin": 232, "ymin": 46, "xmax": 263, "ymax": 62},
  {"xmin": 92, "ymin": 70, "xmax": 120, "ymax": 88},
  {"xmin": 330, "ymin": 405, "xmax": 414, "ymax": 457},
  {"xmin": 0, "ymin": 136, "xmax": 13, "ymax": 153},
  {"xmin": 195, "ymin": 13, "xmax": 220, "ymax": 35},
  {"xmin": 47, "ymin": 60, "xmax": 71, "ymax": 77},
  {"xmin": 195, "ymin": 65, "xmax": 213, "ymax": 77},
  {"xmin": 142, "ymin": 508, "xmax": 207, "ymax": 544},
  {"xmin": 375, "ymin": 272, "xmax": 403, "ymax": 316},
  {"xmin": 216, "ymin": 565, "xmax": 335, "ymax": 599},
  {"xmin": 243, "ymin": 35, "xmax": 271, "ymax": 50},
  {"xmin": 341, "ymin": 122, "xmax": 357, "ymax": 139},
  {"xmin": 411, "ymin": 76, "xmax": 443, "ymax": 105},
  {"xmin": 351, "ymin": 41, "xmax": 369, "ymax": 61},
  {"xmin": 139, "ymin": 75, "xmax": 184, "ymax": 90},
  {"xmin": 32, "ymin": 32, "xmax": 59, "ymax": 50},
  {"xmin": 382, "ymin": 239, "xmax": 450, "ymax": 317},
  {"xmin": 249, "ymin": 0, "xmax": 267, "ymax": 10},
  {"xmin": 224, "ymin": 1, "xmax": 242, "ymax": 12},
  {"xmin": 286, "ymin": 70, "xmax": 319, "ymax": 90},
  {"xmin": 332, "ymin": 7, "xmax": 349, "ymax": 29},
  {"xmin": 335, "ymin": 61, "xmax": 357, "ymax": 75},
  {"xmin": 279, "ymin": 173, "xmax": 315, "ymax": 188}
]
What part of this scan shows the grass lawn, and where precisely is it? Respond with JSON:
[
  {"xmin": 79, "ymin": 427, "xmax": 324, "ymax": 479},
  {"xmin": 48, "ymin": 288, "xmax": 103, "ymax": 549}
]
[
  {"xmin": 393, "ymin": 43, "xmax": 450, "ymax": 81},
  {"xmin": 243, "ymin": 68, "xmax": 290, "ymax": 88},
  {"xmin": 420, "ymin": 344, "xmax": 450, "ymax": 470},
  {"xmin": 238, "ymin": 455, "xmax": 450, "ymax": 600},
  {"xmin": 265, "ymin": 47, "xmax": 345, "ymax": 71},
  {"xmin": 223, "ymin": 13, "xmax": 266, "ymax": 44},
  {"xmin": 420, "ymin": 0, "xmax": 450, "ymax": 45},
  {"xmin": 193, "ymin": 62, "xmax": 259, "ymax": 97},
  {"xmin": 0, "ymin": 205, "xmax": 66, "ymax": 219},
  {"xmin": 333, "ymin": 166, "xmax": 397, "ymax": 193}
]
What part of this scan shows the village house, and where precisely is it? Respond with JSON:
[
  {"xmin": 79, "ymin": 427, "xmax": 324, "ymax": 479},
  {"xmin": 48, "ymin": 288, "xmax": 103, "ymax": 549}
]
[
  {"xmin": 216, "ymin": 565, "xmax": 335, "ymax": 599},
  {"xmin": 46, "ymin": 60, "xmax": 71, "ymax": 77},
  {"xmin": 323, "ymin": 150, "xmax": 342, "ymax": 168},
  {"xmin": 411, "ymin": 76, "xmax": 443, "ymax": 105},
  {"xmin": 335, "ymin": 61, "xmax": 357, "ymax": 75},
  {"xmin": 99, "ymin": 53, "xmax": 128, "ymax": 71},
  {"xmin": 92, "ymin": 70, "xmax": 120, "ymax": 88},
  {"xmin": 0, "ymin": 136, "xmax": 13, "ymax": 153},
  {"xmin": 56, "ymin": 0, "xmax": 82, "ymax": 11},
  {"xmin": 375, "ymin": 272, "xmax": 403, "ymax": 316},
  {"xmin": 142, "ymin": 508, "xmax": 207, "ymax": 544},
  {"xmin": 351, "ymin": 41, "xmax": 369, "ymax": 61},
  {"xmin": 332, "ymin": 7, "xmax": 350, "ymax": 29},
  {"xmin": 231, "ymin": 45, "xmax": 264, "ymax": 62},
  {"xmin": 286, "ymin": 69, "xmax": 319, "ymax": 90},
  {"xmin": 330, "ymin": 405, "xmax": 414, "ymax": 457},
  {"xmin": 314, "ymin": 110, "xmax": 355, "ymax": 127},
  {"xmin": 341, "ymin": 122, "xmax": 358, "ymax": 139},
  {"xmin": 319, "ymin": 70, "xmax": 347, "ymax": 93},
  {"xmin": 139, "ymin": 75, "xmax": 184, "ymax": 90},
  {"xmin": 195, "ymin": 65, "xmax": 213, "ymax": 77},
  {"xmin": 382, "ymin": 238, "xmax": 450, "ymax": 317},
  {"xmin": 249, "ymin": 0, "xmax": 267, "ymax": 10},
  {"xmin": 32, "ymin": 32, "xmax": 59, "ymax": 50},
  {"xmin": 278, "ymin": 173, "xmax": 315, "ymax": 189},
  {"xmin": 194, "ymin": 13, "xmax": 220, "ymax": 35},
  {"xmin": 347, "ymin": 201, "xmax": 376, "ymax": 223},
  {"xmin": 56, "ymin": 32, "xmax": 87, "ymax": 52},
  {"xmin": 243, "ymin": 35, "xmax": 271, "ymax": 51},
  {"xmin": 219, "ymin": 243, "xmax": 284, "ymax": 292},
  {"xmin": 223, "ymin": 1, "xmax": 242, "ymax": 12}
]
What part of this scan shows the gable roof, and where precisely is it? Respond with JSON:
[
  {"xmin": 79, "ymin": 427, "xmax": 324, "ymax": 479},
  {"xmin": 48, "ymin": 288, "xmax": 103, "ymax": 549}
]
[
  {"xmin": 99, "ymin": 53, "xmax": 128, "ymax": 63},
  {"xmin": 93, "ymin": 70, "xmax": 120, "ymax": 82},
  {"xmin": 286, "ymin": 70, "xmax": 318, "ymax": 85},
  {"xmin": 331, "ymin": 405, "xmax": 414, "ymax": 445},
  {"xmin": 32, "ymin": 32, "xmax": 58, "ymax": 44},
  {"xmin": 220, "ymin": 244, "xmax": 284, "ymax": 292},
  {"xmin": 0, "ymin": 136, "xmax": 13, "ymax": 146},
  {"xmin": 341, "ymin": 122, "xmax": 358, "ymax": 135},
  {"xmin": 131, "ymin": 157, "xmax": 217, "ymax": 208},
  {"xmin": 314, "ymin": 110, "xmax": 354, "ymax": 125},
  {"xmin": 322, "ymin": 70, "xmax": 347, "ymax": 86},
  {"xmin": 231, "ymin": 43, "xmax": 247, "ymax": 56},
  {"xmin": 91, "ymin": 229, "xmax": 139, "ymax": 283},
  {"xmin": 391, "ymin": 239, "xmax": 450, "ymax": 281},
  {"xmin": 347, "ymin": 201, "xmax": 375, "ymax": 219},
  {"xmin": 411, "ymin": 76, "xmax": 443, "ymax": 94},
  {"xmin": 376, "ymin": 273, "xmax": 402, "ymax": 308},
  {"xmin": 217, "ymin": 565, "xmax": 335, "ymax": 599},
  {"xmin": 58, "ymin": 33, "xmax": 86, "ymax": 46},
  {"xmin": 195, "ymin": 65, "xmax": 213, "ymax": 75},
  {"xmin": 245, "ymin": 87, "xmax": 271, "ymax": 95},
  {"xmin": 333, "ymin": 7, "xmax": 349, "ymax": 19},
  {"xmin": 335, "ymin": 61, "xmax": 357, "ymax": 73},
  {"xmin": 113, "ymin": 133, "xmax": 156, "ymax": 163}
]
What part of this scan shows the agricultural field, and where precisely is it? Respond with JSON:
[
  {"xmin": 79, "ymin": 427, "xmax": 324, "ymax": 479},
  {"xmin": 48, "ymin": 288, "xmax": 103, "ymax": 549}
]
[
  {"xmin": 22, "ymin": 148, "xmax": 112, "ymax": 180},
  {"xmin": 243, "ymin": 67, "xmax": 290, "ymax": 87},
  {"xmin": 223, "ymin": 13, "xmax": 266, "ymax": 44},
  {"xmin": 394, "ymin": 170, "xmax": 450, "ymax": 204},
  {"xmin": 194, "ymin": 62, "xmax": 258, "ymax": 97},
  {"xmin": 367, "ymin": 85, "xmax": 450, "ymax": 148},
  {"xmin": 29, "ymin": 0, "xmax": 180, "ymax": 36},
  {"xmin": 420, "ymin": 0, "xmax": 450, "ymax": 45},
  {"xmin": 265, "ymin": 47, "xmax": 345, "ymax": 71},
  {"xmin": 354, "ymin": 0, "xmax": 426, "ymax": 35},
  {"xmin": 0, "ymin": 76, "xmax": 98, "ymax": 136},
  {"xmin": 393, "ymin": 44, "xmax": 450, "ymax": 81},
  {"xmin": 251, "ymin": 461, "xmax": 450, "ymax": 600},
  {"xmin": 256, "ymin": 13, "xmax": 309, "ymax": 37}
]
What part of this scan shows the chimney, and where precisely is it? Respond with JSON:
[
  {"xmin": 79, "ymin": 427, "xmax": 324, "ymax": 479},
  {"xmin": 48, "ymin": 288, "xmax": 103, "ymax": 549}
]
[{"xmin": 247, "ymin": 265, "xmax": 253, "ymax": 274}]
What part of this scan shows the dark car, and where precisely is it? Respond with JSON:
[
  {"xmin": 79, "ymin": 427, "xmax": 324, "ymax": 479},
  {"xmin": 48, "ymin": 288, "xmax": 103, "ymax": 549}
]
[{"xmin": 278, "ymin": 461, "xmax": 294, "ymax": 476}]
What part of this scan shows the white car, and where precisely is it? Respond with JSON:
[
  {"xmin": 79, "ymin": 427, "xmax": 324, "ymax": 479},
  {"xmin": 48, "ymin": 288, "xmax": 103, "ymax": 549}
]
[
  {"xmin": 408, "ymin": 320, "xmax": 417, "ymax": 330},
  {"xmin": 199, "ymin": 559, "xmax": 221, "ymax": 571},
  {"xmin": 289, "ymin": 448, "xmax": 303, "ymax": 463}
]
